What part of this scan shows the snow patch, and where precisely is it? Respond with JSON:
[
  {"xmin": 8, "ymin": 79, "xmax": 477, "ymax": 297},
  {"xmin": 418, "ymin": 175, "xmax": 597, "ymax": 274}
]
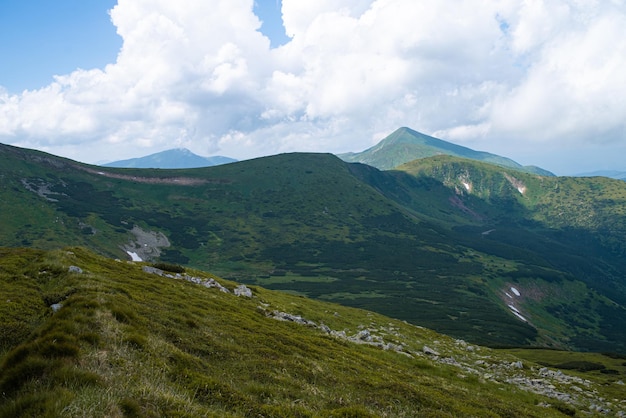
[
  {"xmin": 517, "ymin": 186, "xmax": 526, "ymax": 195},
  {"xmin": 511, "ymin": 310, "xmax": 527, "ymax": 322},
  {"xmin": 505, "ymin": 292, "xmax": 513, "ymax": 299},
  {"xmin": 127, "ymin": 251, "xmax": 143, "ymax": 262},
  {"xmin": 508, "ymin": 304, "xmax": 520, "ymax": 313},
  {"xmin": 510, "ymin": 287, "xmax": 521, "ymax": 297},
  {"xmin": 462, "ymin": 181, "xmax": 471, "ymax": 191}
]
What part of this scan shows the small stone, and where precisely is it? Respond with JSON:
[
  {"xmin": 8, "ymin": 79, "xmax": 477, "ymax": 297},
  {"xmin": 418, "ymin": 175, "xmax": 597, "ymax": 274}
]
[
  {"xmin": 511, "ymin": 361, "xmax": 524, "ymax": 369},
  {"xmin": 423, "ymin": 346, "xmax": 440, "ymax": 356},
  {"xmin": 68, "ymin": 265, "xmax": 83, "ymax": 274}
]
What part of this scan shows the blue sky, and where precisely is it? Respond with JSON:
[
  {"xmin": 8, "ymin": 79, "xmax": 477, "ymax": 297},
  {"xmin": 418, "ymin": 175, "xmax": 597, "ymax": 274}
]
[
  {"xmin": 1, "ymin": 0, "xmax": 626, "ymax": 175},
  {"xmin": 0, "ymin": 0, "xmax": 121, "ymax": 92},
  {"xmin": 0, "ymin": 0, "xmax": 287, "ymax": 92}
]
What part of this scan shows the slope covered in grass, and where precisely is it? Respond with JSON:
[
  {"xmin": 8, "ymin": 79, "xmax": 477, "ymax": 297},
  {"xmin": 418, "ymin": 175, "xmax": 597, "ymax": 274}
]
[{"xmin": 1, "ymin": 247, "xmax": 625, "ymax": 417}]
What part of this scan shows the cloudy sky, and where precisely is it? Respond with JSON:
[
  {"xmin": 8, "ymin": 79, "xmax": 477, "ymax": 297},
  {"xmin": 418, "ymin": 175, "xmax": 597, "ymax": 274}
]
[{"xmin": 1, "ymin": 0, "xmax": 626, "ymax": 175}]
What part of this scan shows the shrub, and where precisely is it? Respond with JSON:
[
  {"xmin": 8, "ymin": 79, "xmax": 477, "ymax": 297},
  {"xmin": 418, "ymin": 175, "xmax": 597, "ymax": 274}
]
[
  {"xmin": 554, "ymin": 361, "xmax": 606, "ymax": 372},
  {"xmin": 151, "ymin": 262, "xmax": 185, "ymax": 273}
]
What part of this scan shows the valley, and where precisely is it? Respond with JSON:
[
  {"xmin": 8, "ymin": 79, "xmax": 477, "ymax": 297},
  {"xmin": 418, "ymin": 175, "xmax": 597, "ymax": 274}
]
[
  {"xmin": 2, "ymin": 140, "xmax": 626, "ymax": 354},
  {"xmin": 2, "ymin": 133, "xmax": 626, "ymax": 416}
]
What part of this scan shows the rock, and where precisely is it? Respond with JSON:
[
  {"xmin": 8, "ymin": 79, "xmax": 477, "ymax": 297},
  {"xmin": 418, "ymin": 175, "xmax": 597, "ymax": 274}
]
[
  {"xmin": 201, "ymin": 278, "xmax": 230, "ymax": 293},
  {"xmin": 50, "ymin": 303, "xmax": 63, "ymax": 312},
  {"xmin": 422, "ymin": 346, "xmax": 440, "ymax": 356},
  {"xmin": 356, "ymin": 329, "xmax": 372, "ymax": 342},
  {"xmin": 142, "ymin": 266, "xmax": 164, "ymax": 276},
  {"xmin": 511, "ymin": 361, "xmax": 524, "ymax": 369},
  {"xmin": 234, "ymin": 284, "xmax": 252, "ymax": 297},
  {"xmin": 68, "ymin": 265, "xmax": 83, "ymax": 274},
  {"xmin": 270, "ymin": 311, "xmax": 316, "ymax": 327}
]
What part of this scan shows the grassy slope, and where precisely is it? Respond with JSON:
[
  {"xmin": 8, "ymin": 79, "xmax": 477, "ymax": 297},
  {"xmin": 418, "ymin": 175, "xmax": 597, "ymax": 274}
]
[
  {"xmin": 1, "ymin": 246, "xmax": 624, "ymax": 417},
  {"xmin": 396, "ymin": 156, "xmax": 626, "ymax": 351}
]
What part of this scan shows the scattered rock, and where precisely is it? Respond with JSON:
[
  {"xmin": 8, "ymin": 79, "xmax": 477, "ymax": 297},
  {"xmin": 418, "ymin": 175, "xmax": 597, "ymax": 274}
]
[
  {"xmin": 270, "ymin": 311, "xmax": 317, "ymax": 327},
  {"xmin": 511, "ymin": 361, "xmax": 524, "ymax": 369},
  {"xmin": 356, "ymin": 329, "xmax": 372, "ymax": 342},
  {"xmin": 422, "ymin": 346, "xmax": 440, "ymax": 356},
  {"xmin": 142, "ymin": 265, "xmax": 164, "ymax": 276},
  {"xmin": 68, "ymin": 265, "xmax": 83, "ymax": 274},
  {"xmin": 234, "ymin": 285, "xmax": 253, "ymax": 297}
]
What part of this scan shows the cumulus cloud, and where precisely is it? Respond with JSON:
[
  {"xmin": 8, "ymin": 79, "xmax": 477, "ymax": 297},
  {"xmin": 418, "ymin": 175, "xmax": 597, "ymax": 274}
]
[{"xmin": 1, "ymin": 0, "xmax": 626, "ymax": 173}]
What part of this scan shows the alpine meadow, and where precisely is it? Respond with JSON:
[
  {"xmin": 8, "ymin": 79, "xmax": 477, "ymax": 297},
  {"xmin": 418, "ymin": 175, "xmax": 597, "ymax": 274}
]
[{"xmin": 2, "ymin": 127, "xmax": 626, "ymax": 416}]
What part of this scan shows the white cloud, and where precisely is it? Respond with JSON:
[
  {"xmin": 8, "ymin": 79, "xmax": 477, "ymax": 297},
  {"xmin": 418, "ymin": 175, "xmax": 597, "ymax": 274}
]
[{"xmin": 1, "ymin": 0, "xmax": 626, "ymax": 173}]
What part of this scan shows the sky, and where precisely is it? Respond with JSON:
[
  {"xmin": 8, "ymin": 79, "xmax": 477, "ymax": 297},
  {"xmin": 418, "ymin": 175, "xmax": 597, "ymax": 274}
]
[{"xmin": 1, "ymin": 0, "xmax": 626, "ymax": 175}]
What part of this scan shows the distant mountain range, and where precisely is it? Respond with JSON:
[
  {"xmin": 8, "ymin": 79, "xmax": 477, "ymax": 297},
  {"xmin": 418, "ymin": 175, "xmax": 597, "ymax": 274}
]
[
  {"xmin": 576, "ymin": 170, "xmax": 626, "ymax": 181},
  {"xmin": 339, "ymin": 127, "xmax": 555, "ymax": 176},
  {"xmin": 103, "ymin": 148, "xmax": 237, "ymax": 169}
]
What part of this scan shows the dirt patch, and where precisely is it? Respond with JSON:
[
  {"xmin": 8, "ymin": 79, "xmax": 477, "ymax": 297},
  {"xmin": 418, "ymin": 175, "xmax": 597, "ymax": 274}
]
[{"xmin": 79, "ymin": 166, "xmax": 232, "ymax": 186}]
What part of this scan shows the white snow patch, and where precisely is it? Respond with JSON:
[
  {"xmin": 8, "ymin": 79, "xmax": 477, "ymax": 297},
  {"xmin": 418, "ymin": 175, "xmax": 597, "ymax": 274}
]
[
  {"xmin": 505, "ymin": 292, "xmax": 513, "ymax": 299},
  {"xmin": 510, "ymin": 287, "xmax": 521, "ymax": 297},
  {"xmin": 517, "ymin": 186, "xmax": 526, "ymax": 195},
  {"xmin": 511, "ymin": 310, "xmax": 527, "ymax": 322},
  {"xmin": 127, "ymin": 251, "xmax": 143, "ymax": 262},
  {"xmin": 508, "ymin": 304, "xmax": 520, "ymax": 313},
  {"xmin": 462, "ymin": 181, "xmax": 471, "ymax": 191}
]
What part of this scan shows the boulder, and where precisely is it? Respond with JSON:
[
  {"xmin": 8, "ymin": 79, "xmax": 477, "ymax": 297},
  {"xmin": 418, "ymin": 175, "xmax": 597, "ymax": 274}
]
[
  {"xmin": 68, "ymin": 265, "xmax": 83, "ymax": 274},
  {"xmin": 234, "ymin": 284, "xmax": 253, "ymax": 297},
  {"xmin": 422, "ymin": 346, "xmax": 440, "ymax": 356}
]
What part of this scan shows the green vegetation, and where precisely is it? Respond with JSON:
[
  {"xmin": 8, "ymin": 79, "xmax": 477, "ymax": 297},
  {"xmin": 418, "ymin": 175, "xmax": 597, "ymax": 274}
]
[
  {"xmin": 1, "ymin": 143, "xmax": 626, "ymax": 353},
  {"xmin": 1, "ymin": 247, "xmax": 624, "ymax": 416}
]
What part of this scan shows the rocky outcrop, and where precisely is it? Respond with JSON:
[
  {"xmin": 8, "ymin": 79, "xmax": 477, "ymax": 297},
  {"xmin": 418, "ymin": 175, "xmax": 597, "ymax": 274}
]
[
  {"xmin": 124, "ymin": 226, "xmax": 170, "ymax": 261},
  {"xmin": 142, "ymin": 265, "xmax": 229, "ymax": 293}
]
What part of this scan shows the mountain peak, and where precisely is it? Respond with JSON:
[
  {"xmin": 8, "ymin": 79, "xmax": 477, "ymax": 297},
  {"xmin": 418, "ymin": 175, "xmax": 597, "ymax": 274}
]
[
  {"xmin": 103, "ymin": 148, "xmax": 237, "ymax": 169},
  {"xmin": 339, "ymin": 127, "xmax": 554, "ymax": 176}
]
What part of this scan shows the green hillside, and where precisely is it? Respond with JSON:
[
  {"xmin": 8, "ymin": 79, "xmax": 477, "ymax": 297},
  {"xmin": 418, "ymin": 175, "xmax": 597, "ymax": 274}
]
[
  {"xmin": 1, "ymin": 143, "xmax": 626, "ymax": 353},
  {"xmin": 339, "ymin": 127, "xmax": 554, "ymax": 175},
  {"xmin": 1, "ymin": 246, "xmax": 624, "ymax": 417}
]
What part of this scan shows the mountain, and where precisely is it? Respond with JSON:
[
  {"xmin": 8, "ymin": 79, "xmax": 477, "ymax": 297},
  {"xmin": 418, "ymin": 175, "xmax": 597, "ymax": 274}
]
[
  {"xmin": 576, "ymin": 170, "xmax": 626, "ymax": 181},
  {"xmin": 1, "ymin": 142, "xmax": 626, "ymax": 354},
  {"xmin": 1, "ymin": 246, "xmax": 624, "ymax": 416},
  {"xmin": 339, "ymin": 127, "xmax": 554, "ymax": 175},
  {"xmin": 103, "ymin": 148, "xmax": 237, "ymax": 168}
]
